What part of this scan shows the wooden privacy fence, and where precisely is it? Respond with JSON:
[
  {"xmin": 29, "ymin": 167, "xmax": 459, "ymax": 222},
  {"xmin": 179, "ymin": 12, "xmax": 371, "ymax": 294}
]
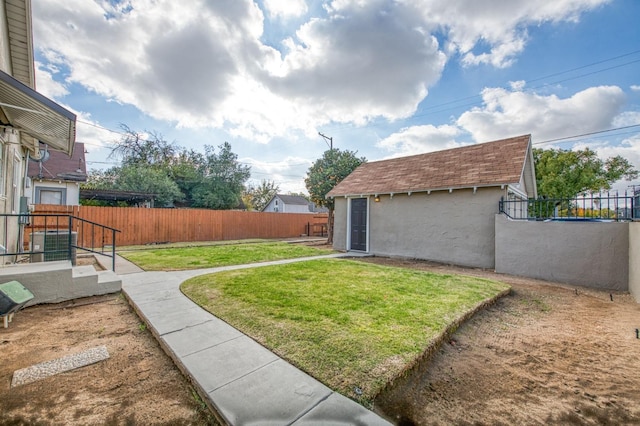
[{"xmin": 32, "ymin": 205, "xmax": 329, "ymax": 247}]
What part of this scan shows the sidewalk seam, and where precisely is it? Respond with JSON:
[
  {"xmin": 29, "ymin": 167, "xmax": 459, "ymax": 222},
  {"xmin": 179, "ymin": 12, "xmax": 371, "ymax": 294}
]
[
  {"xmin": 208, "ymin": 358, "xmax": 280, "ymax": 393},
  {"xmin": 286, "ymin": 391, "xmax": 333, "ymax": 425}
]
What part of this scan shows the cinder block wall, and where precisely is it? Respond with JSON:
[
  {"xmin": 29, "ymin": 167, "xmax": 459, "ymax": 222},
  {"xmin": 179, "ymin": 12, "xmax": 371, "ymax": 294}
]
[
  {"xmin": 495, "ymin": 215, "xmax": 629, "ymax": 291},
  {"xmin": 630, "ymin": 222, "xmax": 640, "ymax": 302}
]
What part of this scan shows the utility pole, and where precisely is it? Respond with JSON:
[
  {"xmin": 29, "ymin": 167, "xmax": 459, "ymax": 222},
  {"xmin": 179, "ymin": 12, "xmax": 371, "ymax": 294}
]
[{"xmin": 318, "ymin": 132, "xmax": 333, "ymax": 151}]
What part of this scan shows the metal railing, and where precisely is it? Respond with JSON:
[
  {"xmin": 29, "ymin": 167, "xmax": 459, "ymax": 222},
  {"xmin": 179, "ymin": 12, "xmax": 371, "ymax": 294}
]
[
  {"xmin": 499, "ymin": 191, "xmax": 636, "ymax": 222},
  {"xmin": 0, "ymin": 213, "xmax": 120, "ymax": 270}
]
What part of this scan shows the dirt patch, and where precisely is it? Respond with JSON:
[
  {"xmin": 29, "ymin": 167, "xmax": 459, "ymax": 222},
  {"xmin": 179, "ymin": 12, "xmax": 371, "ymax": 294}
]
[
  {"xmin": 2, "ymin": 250, "xmax": 639, "ymax": 425},
  {"xmin": 0, "ymin": 293, "xmax": 217, "ymax": 425},
  {"xmin": 362, "ymin": 257, "xmax": 640, "ymax": 425}
]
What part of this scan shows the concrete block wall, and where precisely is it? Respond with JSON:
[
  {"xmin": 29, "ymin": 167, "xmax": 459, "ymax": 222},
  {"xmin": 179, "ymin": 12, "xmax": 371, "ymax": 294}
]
[
  {"xmin": 495, "ymin": 215, "xmax": 629, "ymax": 291},
  {"xmin": 630, "ymin": 222, "xmax": 640, "ymax": 302}
]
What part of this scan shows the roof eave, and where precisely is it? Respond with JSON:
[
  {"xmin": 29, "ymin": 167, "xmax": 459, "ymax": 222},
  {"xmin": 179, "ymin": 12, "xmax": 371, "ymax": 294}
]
[
  {"xmin": 328, "ymin": 182, "xmax": 522, "ymax": 199},
  {"xmin": 0, "ymin": 69, "xmax": 76, "ymax": 156}
]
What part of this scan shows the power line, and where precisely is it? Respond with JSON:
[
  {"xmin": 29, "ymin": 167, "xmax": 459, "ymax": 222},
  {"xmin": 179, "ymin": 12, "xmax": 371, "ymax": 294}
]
[{"xmin": 533, "ymin": 124, "xmax": 640, "ymax": 145}]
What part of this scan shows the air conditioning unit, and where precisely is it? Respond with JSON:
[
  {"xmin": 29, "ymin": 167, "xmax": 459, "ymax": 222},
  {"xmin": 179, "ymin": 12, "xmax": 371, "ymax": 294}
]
[{"xmin": 30, "ymin": 231, "xmax": 78, "ymax": 265}]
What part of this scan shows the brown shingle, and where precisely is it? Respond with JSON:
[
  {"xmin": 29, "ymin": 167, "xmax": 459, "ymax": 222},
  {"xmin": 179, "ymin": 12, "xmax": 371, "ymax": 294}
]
[
  {"xmin": 27, "ymin": 143, "xmax": 87, "ymax": 182},
  {"xmin": 328, "ymin": 135, "xmax": 531, "ymax": 197}
]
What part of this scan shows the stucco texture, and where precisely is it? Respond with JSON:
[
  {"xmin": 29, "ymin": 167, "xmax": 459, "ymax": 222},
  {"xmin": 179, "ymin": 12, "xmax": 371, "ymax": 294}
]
[
  {"xmin": 629, "ymin": 222, "xmax": 640, "ymax": 302},
  {"xmin": 495, "ymin": 215, "xmax": 629, "ymax": 291},
  {"xmin": 334, "ymin": 188, "xmax": 503, "ymax": 269}
]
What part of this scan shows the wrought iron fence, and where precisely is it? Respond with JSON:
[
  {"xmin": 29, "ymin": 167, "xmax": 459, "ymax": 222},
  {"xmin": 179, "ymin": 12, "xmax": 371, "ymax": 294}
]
[
  {"xmin": 0, "ymin": 213, "xmax": 120, "ymax": 270},
  {"xmin": 499, "ymin": 191, "xmax": 636, "ymax": 221}
]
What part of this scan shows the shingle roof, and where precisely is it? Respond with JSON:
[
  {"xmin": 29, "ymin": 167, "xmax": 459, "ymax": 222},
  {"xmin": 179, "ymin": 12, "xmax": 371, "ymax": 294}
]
[
  {"xmin": 328, "ymin": 135, "xmax": 531, "ymax": 197},
  {"xmin": 276, "ymin": 194, "xmax": 310, "ymax": 205},
  {"xmin": 27, "ymin": 142, "xmax": 87, "ymax": 182}
]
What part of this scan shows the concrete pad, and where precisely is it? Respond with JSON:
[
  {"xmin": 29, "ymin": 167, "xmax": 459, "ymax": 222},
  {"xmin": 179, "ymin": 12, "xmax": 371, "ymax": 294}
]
[
  {"xmin": 210, "ymin": 358, "xmax": 333, "ymax": 426},
  {"xmin": 181, "ymin": 335, "xmax": 278, "ymax": 393},
  {"xmin": 162, "ymin": 318, "xmax": 243, "ymax": 357},
  {"xmin": 292, "ymin": 392, "xmax": 392, "ymax": 425},
  {"xmin": 142, "ymin": 305, "xmax": 214, "ymax": 336},
  {"xmin": 12, "ymin": 346, "xmax": 109, "ymax": 387},
  {"xmin": 135, "ymin": 295, "xmax": 201, "ymax": 315},
  {"xmin": 125, "ymin": 287, "xmax": 182, "ymax": 305}
]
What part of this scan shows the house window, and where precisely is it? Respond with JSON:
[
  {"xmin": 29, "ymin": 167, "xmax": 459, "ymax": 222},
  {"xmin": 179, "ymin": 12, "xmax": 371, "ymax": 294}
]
[{"xmin": 35, "ymin": 187, "xmax": 67, "ymax": 205}]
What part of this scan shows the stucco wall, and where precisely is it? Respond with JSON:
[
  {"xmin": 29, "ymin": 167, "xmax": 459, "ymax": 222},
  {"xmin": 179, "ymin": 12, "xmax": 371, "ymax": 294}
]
[
  {"xmin": 29, "ymin": 181, "xmax": 80, "ymax": 206},
  {"xmin": 630, "ymin": 222, "xmax": 640, "ymax": 302},
  {"xmin": 495, "ymin": 214, "xmax": 629, "ymax": 291},
  {"xmin": 333, "ymin": 197, "xmax": 347, "ymax": 251},
  {"xmin": 333, "ymin": 188, "xmax": 502, "ymax": 268},
  {"xmin": 370, "ymin": 189, "xmax": 500, "ymax": 268}
]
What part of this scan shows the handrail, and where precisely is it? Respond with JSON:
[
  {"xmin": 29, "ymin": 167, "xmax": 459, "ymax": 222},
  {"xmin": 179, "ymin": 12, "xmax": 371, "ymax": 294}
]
[{"xmin": 0, "ymin": 213, "xmax": 121, "ymax": 271}]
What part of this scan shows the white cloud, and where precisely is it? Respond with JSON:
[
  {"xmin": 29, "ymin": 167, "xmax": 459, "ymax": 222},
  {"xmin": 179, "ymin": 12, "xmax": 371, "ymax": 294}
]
[
  {"xmin": 263, "ymin": 0, "xmax": 307, "ymax": 19},
  {"xmin": 404, "ymin": 0, "xmax": 611, "ymax": 67},
  {"xmin": 243, "ymin": 155, "xmax": 311, "ymax": 193},
  {"xmin": 613, "ymin": 111, "xmax": 640, "ymax": 127},
  {"xmin": 631, "ymin": 85, "xmax": 640, "ymax": 92},
  {"xmin": 31, "ymin": 0, "xmax": 611, "ymax": 145},
  {"xmin": 377, "ymin": 124, "xmax": 464, "ymax": 157},
  {"xmin": 457, "ymin": 85, "xmax": 626, "ymax": 143},
  {"xmin": 34, "ymin": 62, "xmax": 69, "ymax": 98}
]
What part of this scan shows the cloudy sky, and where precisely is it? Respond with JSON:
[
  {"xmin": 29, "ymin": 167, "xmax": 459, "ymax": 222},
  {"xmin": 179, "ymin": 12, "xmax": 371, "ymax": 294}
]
[{"xmin": 32, "ymin": 0, "xmax": 640, "ymax": 193}]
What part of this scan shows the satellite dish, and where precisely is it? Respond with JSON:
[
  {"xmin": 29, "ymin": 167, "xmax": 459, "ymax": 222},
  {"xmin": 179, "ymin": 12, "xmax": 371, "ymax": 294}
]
[{"xmin": 29, "ymin": 145, "xmax": 50, "ymax": 162}]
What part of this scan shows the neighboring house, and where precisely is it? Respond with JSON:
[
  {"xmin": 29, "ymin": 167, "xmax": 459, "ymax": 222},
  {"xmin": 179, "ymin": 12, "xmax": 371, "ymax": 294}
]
[
  {"xmin": 262, "ymin": 194, "xmax": 322, "ymax": 213},
  {"xmin": 327, "ymin": 135, "xmax": 537, "ymax": 269},
  {"xmin": 26, "ymin": 143, "xmax": 86, "ymax": 205},
  {"xmin": 0, "ymin": 0, "xmax": 76, "ymax": 254}
]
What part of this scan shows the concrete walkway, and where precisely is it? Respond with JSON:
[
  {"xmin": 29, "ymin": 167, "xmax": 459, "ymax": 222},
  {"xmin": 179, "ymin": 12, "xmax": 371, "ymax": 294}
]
[{"xmin": 118, "ymin": 254, "xmax": 392, "ymax": 425}]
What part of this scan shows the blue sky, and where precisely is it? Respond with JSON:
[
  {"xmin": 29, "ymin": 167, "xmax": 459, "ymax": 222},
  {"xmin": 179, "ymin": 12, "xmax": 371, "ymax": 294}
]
[{"xmin": 31, "ymin": 0, "xmax": 640, "ymax": 194}]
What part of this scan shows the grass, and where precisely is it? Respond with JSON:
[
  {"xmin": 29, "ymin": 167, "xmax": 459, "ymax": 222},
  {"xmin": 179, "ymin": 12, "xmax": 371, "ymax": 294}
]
[
  {"xmin": 181, "ymin": 258, "xmax": 510, "ymax": 405},
  {"xmin": 118, "ymin": 241, "xmax": 334, "ymax": 271}
]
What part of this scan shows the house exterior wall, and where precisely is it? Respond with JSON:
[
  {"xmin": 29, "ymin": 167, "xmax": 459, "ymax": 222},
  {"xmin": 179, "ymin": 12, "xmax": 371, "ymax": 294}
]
[
  {"xmin": 28, "ymin": 180, "xmax": 80, "ymax": 206},
  {"xmin": 0, "ymin": 4, "xmax": 11, "ymax": 73},
  {"xmin": 333, "ymin": 187, "xmax": 503, "ymax": 269},
  {"xmin": 629, "ymin": 222, "xmax": 640, "ymax": 302},
  {"xmin": 495, "ymin": 214, "xmax": 629, "ymax": 291},
  {"xmin": 263, "ymin": 197, "xmax": 310, "ymax": 213},
  {"xmin": 333, "ymin": 197, "xmax": 348, "ymax": 250}
]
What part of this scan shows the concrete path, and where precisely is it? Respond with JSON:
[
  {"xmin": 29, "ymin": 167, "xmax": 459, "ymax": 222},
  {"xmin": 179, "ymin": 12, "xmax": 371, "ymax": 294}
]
[{"xmin": 119, "ymin": 254, "xmax": 392, "ymax": 426}]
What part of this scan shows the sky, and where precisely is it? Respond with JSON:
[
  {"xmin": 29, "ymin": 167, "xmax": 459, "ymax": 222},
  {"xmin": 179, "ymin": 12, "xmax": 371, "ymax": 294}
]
[{"xmin": 31, "ymin": 0, "xmax": 640, "ymax": 195}]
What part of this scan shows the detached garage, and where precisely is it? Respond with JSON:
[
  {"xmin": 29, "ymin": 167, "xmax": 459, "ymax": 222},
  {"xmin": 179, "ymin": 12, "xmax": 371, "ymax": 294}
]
[{"xmin": 327, "ymin": 135, "xmax": 537, "ymax": 269}]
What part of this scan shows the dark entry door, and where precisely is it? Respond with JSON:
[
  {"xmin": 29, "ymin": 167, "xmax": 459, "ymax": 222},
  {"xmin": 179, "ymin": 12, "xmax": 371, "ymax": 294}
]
[{"xmin": 350, "ymin": 198, "xmax": 367, "ymax": 251}]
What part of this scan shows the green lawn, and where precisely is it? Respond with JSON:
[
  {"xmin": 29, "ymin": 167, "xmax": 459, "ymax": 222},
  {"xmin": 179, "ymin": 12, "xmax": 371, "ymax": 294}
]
[
  {"xmin": 181, "ymin": 258, "xmax": 510, "ymax": 405},
  {"xmin": 118, "ymin": 241, "xmax": 334, "ymax": 270}
]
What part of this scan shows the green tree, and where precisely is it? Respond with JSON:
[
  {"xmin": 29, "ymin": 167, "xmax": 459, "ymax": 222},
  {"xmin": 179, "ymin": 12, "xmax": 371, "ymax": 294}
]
[
  {"xmin": 83, "ymin": 165, "xmax": 183, "ymax": 207},
  {"xmin": 305, "ymin": 149, "xmax": 366, "ymax": 243},
  {"xmin": 109, "ymin": 124, "xmax": 178, "ymax": 167},
  {"xmin": 534, "ymin": 147, "xmax": 638, "ymax": 199},
  {"xmin": 168, "ymin": 149, "xmax": 205, "ymax": 207},
  {"xmin": 243, "ymin": 179, "xmax": 279, "ymax": 211},
  {"xmin": 115, "ymin": 165, "xmax": 183, "ymax": 207},
  {"xmin": 191, "ymin": 142, "xmax": 251, "ymax": 209}
]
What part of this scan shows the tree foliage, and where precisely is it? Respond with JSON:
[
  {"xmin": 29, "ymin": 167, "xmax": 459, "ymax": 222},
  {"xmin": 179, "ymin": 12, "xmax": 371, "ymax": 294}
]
[
  {"xmin": 305, "ymin": 149, "xmax": 366, "ymax": 243},
  {"xmin": 189, "ymin": 142, "xmax": 251, "ymax": 209},
  {"xmin": 109, "ymin": 124, "xmax": 178, "ymax": 167},
  {"xmin": 243, "ymin": 179, "xmax": 279, "ymax": 211},
  {"xmin": 534, "ymin": 147, "xmax": 638, "ymax": 199},
  {"xmin": 86, "ymin": 126, "xmax": 250, "ymax": 209}
]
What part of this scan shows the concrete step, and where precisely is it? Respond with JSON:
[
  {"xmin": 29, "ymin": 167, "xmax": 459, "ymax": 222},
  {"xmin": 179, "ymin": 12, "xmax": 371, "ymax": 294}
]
[
  {"xmin": 72, "ymin": 265, "xmax": 99, "ymax": 287},
  {"xmin": 0, "ymin": 261, "xmax": 73, "ymax": 306},
  {"xmin": 97, "ymin": 270, "xmax": 122, "ymax": 294}
]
